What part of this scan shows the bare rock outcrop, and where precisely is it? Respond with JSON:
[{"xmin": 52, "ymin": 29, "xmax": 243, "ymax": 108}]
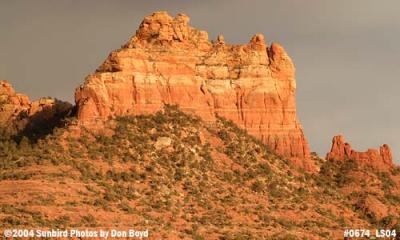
[
  {"xmin": 0, "ymin": 81, "xmax": 31, "ymax": 135},
  {"xmin": 326, "ymin": 135, "xmax": 394, "ymax": 171},
  {"xmin": 75, "ymin": 11, "xmax": 315, "ymax": 171},
  {"xmin": 0, "ymin": 80, "xmax": 73, "ymax": 138}
]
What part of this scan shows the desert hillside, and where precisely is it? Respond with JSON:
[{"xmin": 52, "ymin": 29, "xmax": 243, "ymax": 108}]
[
  {"xmin": 0, "ymin": 11, "xmax": 399, "ymax": 240},
  {"xmin": 0, "ymin": 105, "xmax": 399, "ymax": 239}
]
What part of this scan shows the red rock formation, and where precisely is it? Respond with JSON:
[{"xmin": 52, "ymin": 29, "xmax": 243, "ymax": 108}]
[
  {"xmin": 1, "ymin": 80, "xmax": 31, "ymax": 134},
  {"xmin": 326, "ymin": 135, "xmax": 394, "ymax": 170},
  {"xmin": 0, "ymin": 80, "xmax": 73, "ymax": 137},
  {"xmin": 75, "ymin": 12, "xmax": 315, "ymax": 171}
]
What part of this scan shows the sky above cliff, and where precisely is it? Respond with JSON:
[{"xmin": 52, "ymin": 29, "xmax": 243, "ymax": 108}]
[{"xmin": 1, "ymin": 0, "xmax": 399, "ymax": 163}]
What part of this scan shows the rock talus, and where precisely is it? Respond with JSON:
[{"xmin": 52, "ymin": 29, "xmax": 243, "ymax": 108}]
[
  {"xmin": 75, "ymin": 11, "xmax": 315, "ymax": 171},
  {"xmin": 326, "ymin": 135, "xmax": 394, "ymax": 171}
]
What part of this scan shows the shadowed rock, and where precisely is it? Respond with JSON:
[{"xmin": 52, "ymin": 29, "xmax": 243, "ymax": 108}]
[{"xmin": 0, "ymin": 80, "xmax": 74, "ymax": 141}]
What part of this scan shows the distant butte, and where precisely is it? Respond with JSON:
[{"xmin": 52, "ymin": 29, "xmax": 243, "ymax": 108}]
[
  {"xmin": 326, "ymin": 135, "xmax": 394, "ymax": 171},
  {"xmin": 0, "ymin": 80, "xmax": 73, "ymax": 138}
]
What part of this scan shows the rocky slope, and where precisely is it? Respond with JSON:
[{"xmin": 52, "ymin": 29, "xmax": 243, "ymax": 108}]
[
  {"xmin": 0, "ymin": 106, "xmax": 399, "ymax": 239},
  {"xmin": 74, "ymin": 11, "xmax": 314, "ymax": 171}
]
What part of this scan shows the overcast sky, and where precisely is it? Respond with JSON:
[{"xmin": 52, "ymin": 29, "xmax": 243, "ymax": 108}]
[{"xmin": 1, "ymin": 0, "xmax": 399, "ymax": 163}]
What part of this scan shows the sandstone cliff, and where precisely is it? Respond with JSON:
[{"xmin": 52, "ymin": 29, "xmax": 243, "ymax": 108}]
[
  {"xmin": 326, "ymin": 135, "xmax": 394, "ymax": 171},
  {"xmin": 0, "ymin": 80, "xmax": 73, "ymax": 138},
  {"xmin": 0, "ymin": 81, "xmax": 31, "ymax": 135},
  {"xmin": 75, "ymin": 12, "xmax": 315, "ymax": 171}
]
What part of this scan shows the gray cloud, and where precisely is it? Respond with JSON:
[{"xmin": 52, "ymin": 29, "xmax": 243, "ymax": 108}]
[{"xmin": 1, "ymin": 0, "xmax": 399, "ymax": 163}]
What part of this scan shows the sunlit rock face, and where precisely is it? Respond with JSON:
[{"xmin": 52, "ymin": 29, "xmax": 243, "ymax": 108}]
[
  {"xmin": 326, "ymin": 135, "xmax": 394, "ymax": 171},
  {"xmin": 75, "ymin": 11, "xmax": 315, "ymax": 171}
]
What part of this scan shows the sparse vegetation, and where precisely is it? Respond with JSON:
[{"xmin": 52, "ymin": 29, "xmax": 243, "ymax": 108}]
[{"xmin": 0, "ymin": 105, "xmax": 399, "ymax": 239}]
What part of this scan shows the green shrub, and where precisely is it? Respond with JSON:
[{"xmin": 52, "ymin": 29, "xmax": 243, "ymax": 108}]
[
  {"xmin": 251, "ymin": 180, "xmax": 265, "ymax": 193},
  {"xmin": 119, "ymin": 201, "xmax": 134, "ymax": 214},
  {"xmin": 80, "ymin": 214, "xmax": 97, "ymax": 227}
]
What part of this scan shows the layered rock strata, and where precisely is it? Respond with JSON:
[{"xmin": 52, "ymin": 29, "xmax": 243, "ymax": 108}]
[{"xmin": 75, "ymin": 11, "xmax": 315, "ymax": 171}]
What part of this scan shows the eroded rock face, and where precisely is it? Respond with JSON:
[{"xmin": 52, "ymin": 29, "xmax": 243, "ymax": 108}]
[
  {"xmin": 0, "ymin": 80, "xmax": 73, "ymax": 138},
  {"xmin": 75, "ymin": 11, "xmax": 315, "ymax": 171},
  {"xmin": 0, "ymin": 80, "xmax": 31, "ymax": 135},
  {"xmin": 326, "ymin": 135, "xmax": 394, "ymax": 171}
]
